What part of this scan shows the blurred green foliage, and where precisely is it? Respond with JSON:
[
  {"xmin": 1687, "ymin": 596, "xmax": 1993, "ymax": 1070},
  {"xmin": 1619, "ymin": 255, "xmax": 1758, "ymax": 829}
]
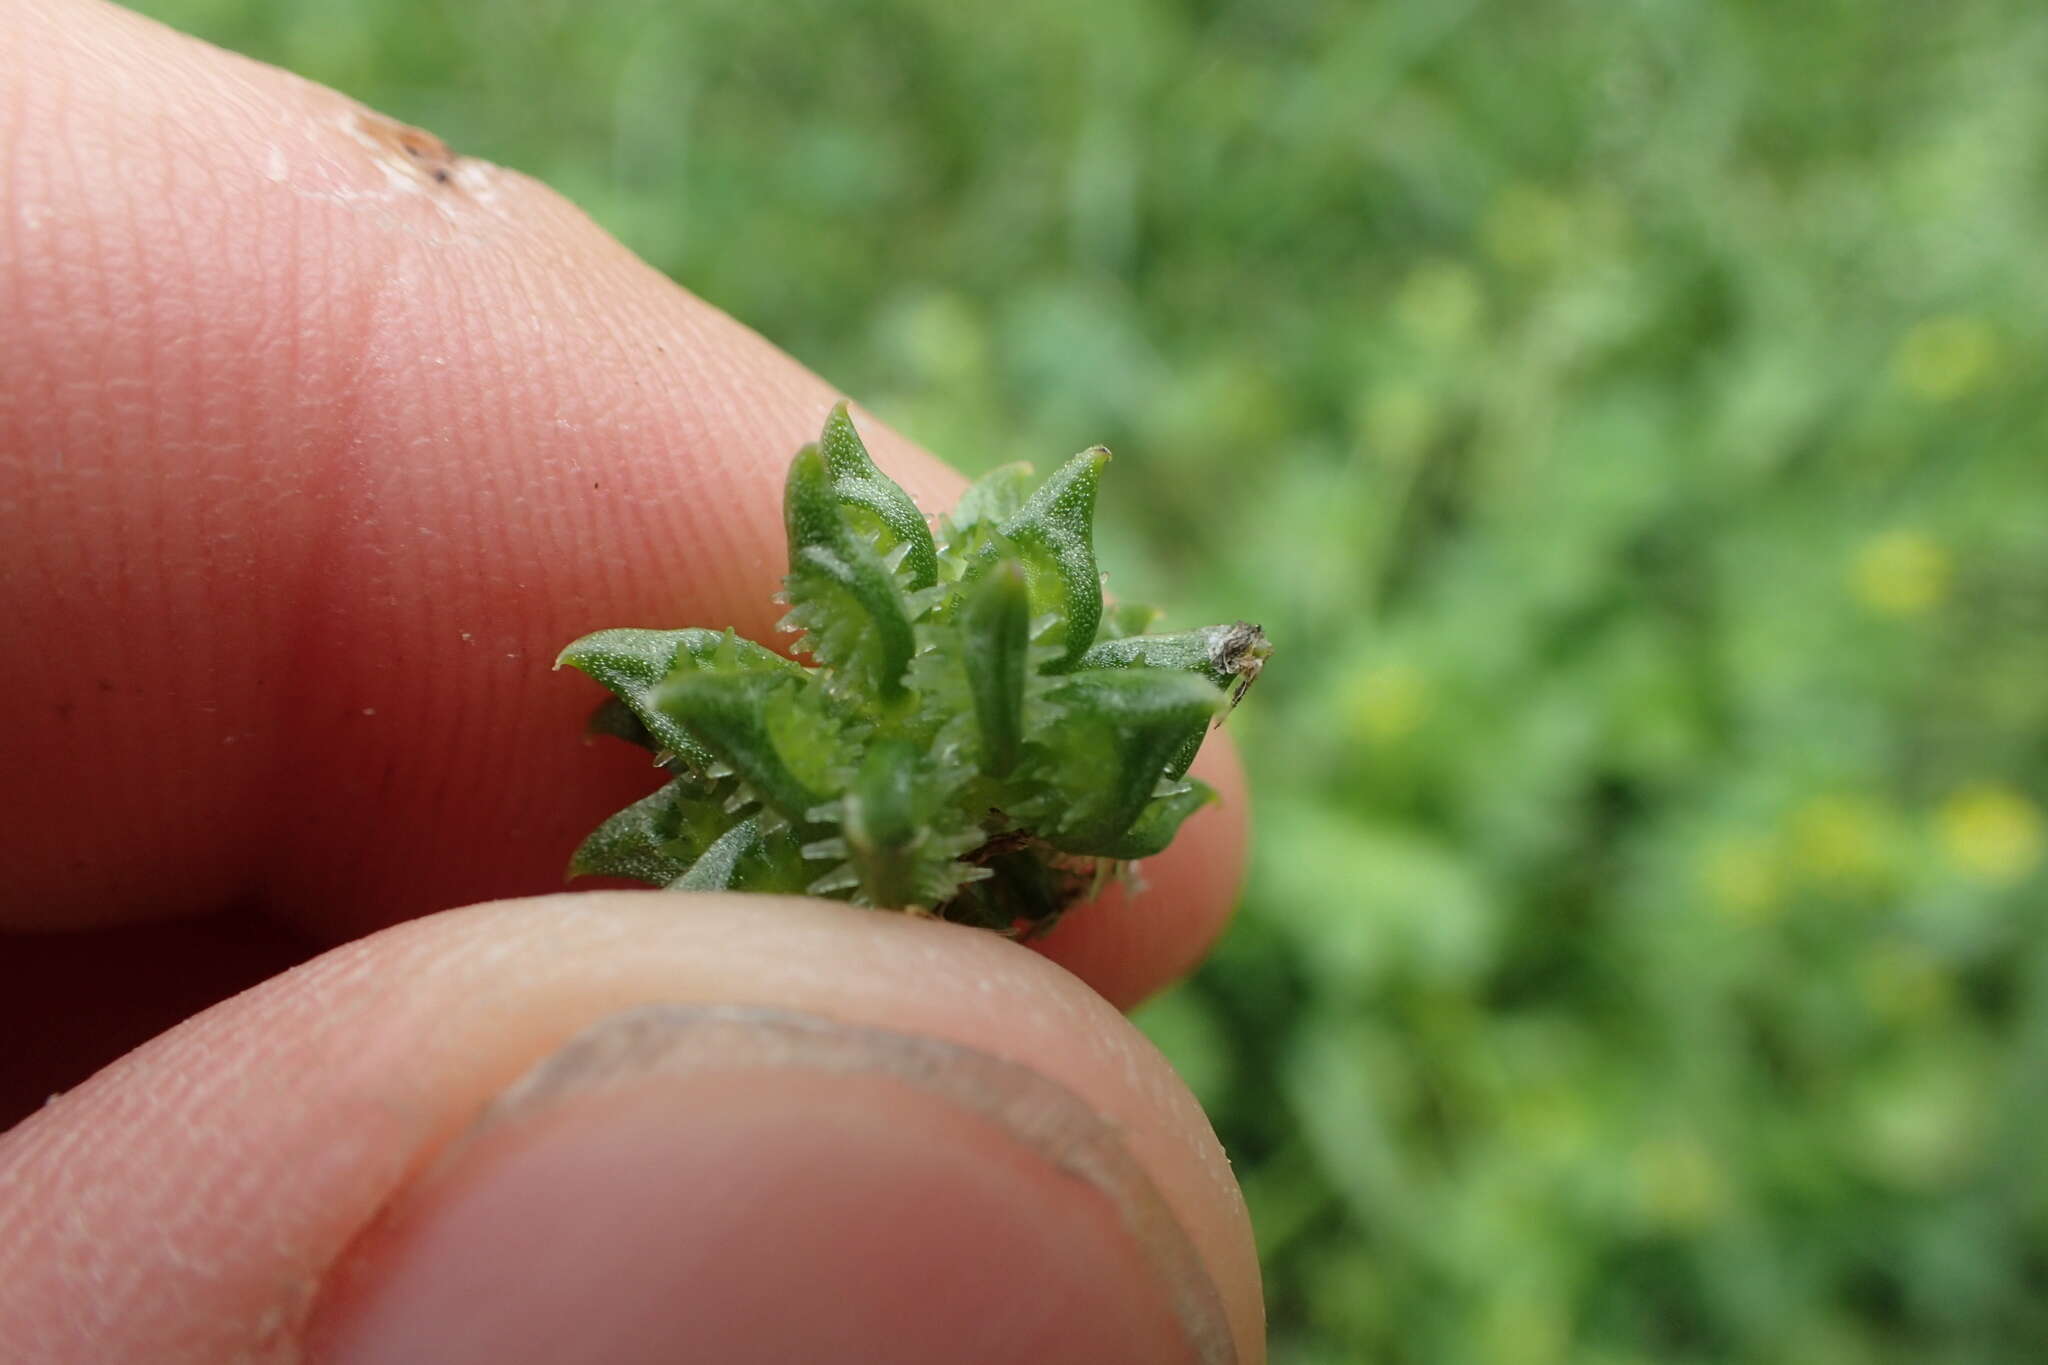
[{"xmin": 135, "ymin": 0, "xmax": 2048, "ymax": 1358}]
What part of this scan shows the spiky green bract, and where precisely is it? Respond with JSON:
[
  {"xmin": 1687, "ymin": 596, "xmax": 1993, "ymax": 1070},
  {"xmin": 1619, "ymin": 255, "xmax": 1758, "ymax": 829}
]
[
  {"xmin": 780, "ymin": 443, "xmax": 920, "ymax": 702},
  {"xmin": 559, "ymin": 407, "xmax": 1268, "ymax": 935},
  {"xmin": 978, "ymin": 446, "xmax": 1110, "ymax": 672},
  {"xmin": 818, "ymin": 402, "xmax": 939, "ymax": 591},
  {"xmin": 1075, "ymin": 621, "xmax": 1275, "ymax": 778},
  {"xmin": 557, "ymin": 627, "xmax": 798, "ymax": 770},
  {"xmin": 1032, "ymin": 667, "xmax": 1224, "ymax": 849},
  {"xmin": 959, "ymin": 558, "xmax": 1031, "ymax": 776}
]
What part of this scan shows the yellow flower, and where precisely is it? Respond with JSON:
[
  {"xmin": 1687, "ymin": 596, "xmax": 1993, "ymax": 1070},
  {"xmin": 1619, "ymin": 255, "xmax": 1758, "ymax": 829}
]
[
  {"xmin": 1478, "ymin": 1285, "xmax": 1572, "ymax": 1365},
  {"xmin": 1395, "ymin": 260, "xmax": 1484, "ymax": 346},
  {"xmin": 1632, "ymin": 1134, "xmax": 1729, "ymax": 1232},
  {"xmin": 1483, "ymin": 183, "xmax": 1575, "ymax": 269},
  {"xmin": 1699, "ymin": 835, "xmax": 1784, "ymax": 922},
  {"xmin": 1358, "ymin": 383, "xmax": 1440, "ymax": 462},
  {"xmin": 1788, "ymin": 795, "xmax": 1892, "ymax": 891},
  {"xmin": 1892, "ymin": 315, "xmax": 1999, "ymax": 402},
  {"xmin": 1850, "ymin": 530, "xmax": 1950, "ymax": 619},
  {"xmin": 1936, "ymin": 783, "xmax": 2044, "ymax": 886},
  {"xmin": 1340, "ymin": 662, "xmax": 1432, "ymax": 747}
]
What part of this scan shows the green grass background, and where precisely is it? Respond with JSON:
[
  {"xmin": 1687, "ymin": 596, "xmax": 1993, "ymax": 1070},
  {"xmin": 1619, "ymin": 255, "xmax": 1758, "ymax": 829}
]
[{"xmin": 132, "ymin": 1, "xmax": 2048, "ymax": 1358}]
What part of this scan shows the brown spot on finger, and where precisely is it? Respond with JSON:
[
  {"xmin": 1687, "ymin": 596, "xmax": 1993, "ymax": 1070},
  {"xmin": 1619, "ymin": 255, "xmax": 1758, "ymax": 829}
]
[{"xmin": 352, "ymin": 112, "xmax": 460, "ymax": 189}]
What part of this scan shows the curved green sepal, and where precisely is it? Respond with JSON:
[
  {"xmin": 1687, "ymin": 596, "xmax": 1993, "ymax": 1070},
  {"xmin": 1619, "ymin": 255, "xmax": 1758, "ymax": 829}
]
[
  {"xmin": 995, "ymin": 447, "xmax": 1109, "ymax": 671},
  {"xmin": 819, "ymin": 402, "xmax": 938, "ymax": 590},
  {"xmin": 960, "ymin": 558, "xmax": 1032, "ymax": 776},
  {"xmin": 670, "ymin": 814, "xmax": 762, "ymax": 891},
  {"xmin": 1090, "ymin": 779, "xmax": 1217, "ymax": 860},
  {"xmin": 1033, "ymin": 667, "xmax": 1224, "ymax": 853},
  {"xmin": 1163, "ymin": 731, "xmax": 1206, "ymax": 784},
  {"xmin": 655, "ymin": 672, "xmax": 836, "ymax": 821},
  {"xmin": 1075, "ymin": 624, "xmax": 1242, "ymax": 685},
  {"xmin": 567, "ymin": 780, "xmax": 698, "ymax": 885},
  {"xmin": 1076, "ymin": 621, "xmax": 1270, "ymax": 774},
  {"xmin": 783, "ymin": 444, "xmax": 918, "ymax": 699},
  {"xmin": 843, "ymin": 738, "xmax": 924, "ymax": 909},
  {"xmin": 667, "ymin": 815, "xmax": 812, "ymax": 893},
  {"xmin": 558, "ymin": 627, "xmax": 796, "ymax": 770}
]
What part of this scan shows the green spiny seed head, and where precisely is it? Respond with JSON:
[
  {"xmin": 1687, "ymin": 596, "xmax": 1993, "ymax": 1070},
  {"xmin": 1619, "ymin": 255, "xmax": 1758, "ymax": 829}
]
[{"xmin": 556, "ymin": 406, "xmax": 1269, "ymax": 936}]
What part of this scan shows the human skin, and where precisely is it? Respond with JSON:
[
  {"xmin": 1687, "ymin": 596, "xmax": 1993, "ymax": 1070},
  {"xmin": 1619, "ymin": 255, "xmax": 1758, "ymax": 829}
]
[{"xmin": 0, "ymin": 2, "xmax": 1261, "ymax": 1361}]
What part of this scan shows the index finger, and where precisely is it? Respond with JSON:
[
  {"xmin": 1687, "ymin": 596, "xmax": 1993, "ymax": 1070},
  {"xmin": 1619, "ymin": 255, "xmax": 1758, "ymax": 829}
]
[{"xmin": 0, "ymin": 0, "xmax": 1246, "ymax": 1003}]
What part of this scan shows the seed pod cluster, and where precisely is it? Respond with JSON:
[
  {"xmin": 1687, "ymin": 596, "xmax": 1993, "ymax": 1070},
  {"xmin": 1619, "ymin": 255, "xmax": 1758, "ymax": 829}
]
[{"xmin": 559, "ymin": 403, "xmax": 1269, "ymax": 935}]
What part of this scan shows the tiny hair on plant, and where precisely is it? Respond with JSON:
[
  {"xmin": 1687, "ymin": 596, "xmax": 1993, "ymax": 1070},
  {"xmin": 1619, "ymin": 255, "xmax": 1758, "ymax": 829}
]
[{"xmin": 557, "ymin": 403, "xmax": 1269, "ymax": 937}]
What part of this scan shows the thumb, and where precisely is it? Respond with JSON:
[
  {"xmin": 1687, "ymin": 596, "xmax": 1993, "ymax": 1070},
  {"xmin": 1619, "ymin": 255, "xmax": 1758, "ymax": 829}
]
[{"xmin": 0, "ymin": 895, "xmax": 1260, "ymax": 1363}]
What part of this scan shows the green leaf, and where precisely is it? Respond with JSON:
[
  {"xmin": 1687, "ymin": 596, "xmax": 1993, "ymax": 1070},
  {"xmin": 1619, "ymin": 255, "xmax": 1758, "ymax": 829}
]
[
  {"xmin": 670, "ymin": 815, "xmax": 763, "ymax": 891},
  {"xmin": 567, "ymin": 780, "xmax": 699, "ymax": 885},
  {"xmin": 829, "ymin": 738, "xmax": 985, "ymax": 910},
  {"xmin": 1076, "ymin": 623, "xmax": 1252, "ymax": 688},
  {"xmin": 557, "ymin": 627, "xmax": 796, "ymax": 770},
  {"xmin": 1091, "ymin": 779, "xmax": 1217, "ymax": 860},
  {"xmin": 667, "ymin": 815, "xmax": 813, "ymax": 894},
  {"xmin": 782, "ymin": 444, "xmax": 918, "ymax": 699},
  {"xmin": 959, "ymin": 557, "xmax": 1032, "ymax": 776},
  {"xmin": 842, "ymin": 738, "xmax": 924, "ymax": 909},
  {"xmin": 656, "ymin": 671, "xmax": 836, "ymax": 821},
  {"xmin": 761, "ymin": 680, "xmax": 852, "ymax": 800},
  {"xmin": 818, "ymin": 401, "xmax": 939, "ymax": 590},
  {"xmin": 1076, "ymin": 622, "xmax": 1271, "ymax": 773},
  {"xmin": 994, "ymin": 447, "xmax": 1109, "ymax": 671},
  {"xmin": 1034, "ymin": 667, "xmax": 1224, "ymax": 854}
]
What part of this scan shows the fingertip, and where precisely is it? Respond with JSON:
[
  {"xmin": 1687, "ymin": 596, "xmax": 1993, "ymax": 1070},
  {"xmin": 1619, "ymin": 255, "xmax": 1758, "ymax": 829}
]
[
  {"xmin": 308, "ymin": 1009, "xmax": 1225, "ymax": 1365},
  {"xmin": 0, "ymin": 896, "xmax": 1263, "ymax": 1363},
  {"xmin": 0, "ymin": 0, "xmax": 962, "ymax": 932}
]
